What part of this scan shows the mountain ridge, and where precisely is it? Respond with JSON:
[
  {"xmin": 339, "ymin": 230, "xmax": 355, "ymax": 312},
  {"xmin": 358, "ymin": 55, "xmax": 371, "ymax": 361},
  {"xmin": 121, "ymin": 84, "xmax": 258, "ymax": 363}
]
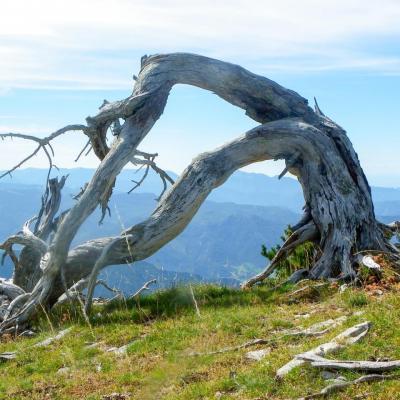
[{"xmin": 0, "ymin": 168, "xmax": 398, "ymax": 287}]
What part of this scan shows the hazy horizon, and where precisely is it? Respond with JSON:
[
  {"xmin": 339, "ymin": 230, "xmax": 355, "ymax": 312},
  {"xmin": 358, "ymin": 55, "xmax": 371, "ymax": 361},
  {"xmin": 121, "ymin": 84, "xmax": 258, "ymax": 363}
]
[{"xmin": 0, "ymin": 166, "xmax": 399, "ymax": 189}]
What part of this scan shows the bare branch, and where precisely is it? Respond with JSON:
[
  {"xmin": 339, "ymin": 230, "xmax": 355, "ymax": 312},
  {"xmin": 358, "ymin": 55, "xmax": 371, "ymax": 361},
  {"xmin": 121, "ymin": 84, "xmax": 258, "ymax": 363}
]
[
  {"xmin": 84, "ymin": 238, "xmax": 120, "ymax": 314},
  {"xmin": 0, "ymin": 125, "xmax": 86, "ymax": 179},
  {"xmin": 74, "ymin": 139, "xmax": 92, "ymax": 162},
  {"xmin": 0, "ymin": 54, "xmax": 334, "ymax": 330},
  {"xmin": 129, "ymin": 152, "xmax": 175, "ymax": 200},
  {"xmin": 298, "ymin": 354, "xmax": 400, "ymax": 372},
  {"xmin": 0, "ymin": 221, "xmax": 48, "ymax": 256},
  {"xmin": 298, "ymin": 374, "xmax": 400, "ymax": 400},
  {"xmin": 189, "ymin": 338, "xmax": 271, "ymax": 357},
  {"xmin": 281, "ymin": 316, "xmax": 348, "ymax": 338},
  {"xmin": 34, "ymin": 176, "xmax": 68, "ymax": 239},
  {"xmin": 1, "ymin": 244, "xmax": 19, "ymax": 270},
  {"xmin": 129, "ymin": 278, "xmax": 157, "ymax": 299},
  {"xmin": 276, "ymin": 322, "xmax": 371, "ymax": 379},
  {"xmin": 34, "ymin": 327, "xmax": 72, "ymax": 348},
  {"xmin": 96, "ymin": 279, "xmax": 124, "ymax": 296},
  {"xmin": 128, "ymin": 161, "xmax": 151, "ymax": 194},
  {"xmin": 0, "ymin": 279, "xmax": 25, "ymax": 300},
  {"xmin": 189, "ymin": 284, "xmax": 201, "ymax": 317},
  {"xmin": 54, "ymin": 278, "xmax": 89, "ymax": 306}
]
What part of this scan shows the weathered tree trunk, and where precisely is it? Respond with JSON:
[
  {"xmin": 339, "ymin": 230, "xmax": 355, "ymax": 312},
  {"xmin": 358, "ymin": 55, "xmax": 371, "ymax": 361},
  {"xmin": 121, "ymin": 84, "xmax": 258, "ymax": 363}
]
[{"xmin": 0, "ymin": 53, "xmax": 398, "ymax": 331}]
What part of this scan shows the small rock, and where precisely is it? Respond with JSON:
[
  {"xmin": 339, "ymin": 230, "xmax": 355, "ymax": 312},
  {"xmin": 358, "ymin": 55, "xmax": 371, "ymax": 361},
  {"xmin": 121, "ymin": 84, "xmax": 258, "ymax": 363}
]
[
  {"xmin": 102, "ymin": 393, "xmax": 131, "ymax": 400},
  {"xmin": 321, "ymin": 371, "xmax": 336, "ymax": 380},
  {"xmin": 353, "ymin": 311, "xmax": 364, "ymax": 316},
  {"xmin": 114, "ymin": 344, "xmax": 128, "ymax": 356},
  {"xmin": 56, "ymin": 366, "xmax": 70, "ymax": 375},
  {"xmin": 339, "ymin": 284, "xmax": 348, "ymax": 293},
  {"xmin": 245, "ymin": 348, "xmax": 270, "ymax": 361},
  {"xmin": 294, "ymin": 313, "xmax": 311, "ymax": 319},
  {"xmin": 106, "ymin": 343, "xmax": 131, "ymax": 356},
  {"xmin": 321, "ymin": 370, "xmax": 347, "ymax": 381},
  {"xmin": 181, "ymin": 371, "xmax": 208, "ymax": 384},
  {"xmin": 85, "ymin": 342, "xmax": 101, "ymax": 349}
]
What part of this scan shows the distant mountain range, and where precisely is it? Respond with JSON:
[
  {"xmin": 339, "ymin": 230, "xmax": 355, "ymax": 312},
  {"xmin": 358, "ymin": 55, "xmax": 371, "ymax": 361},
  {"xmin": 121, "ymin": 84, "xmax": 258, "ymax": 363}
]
[
  {"xmin": 1, "ymin": 167, "xmax": 399, "ymax": 215},
  {"xmin": 0, "ymin": 168, "xmax": 398, "ymax": 289}
]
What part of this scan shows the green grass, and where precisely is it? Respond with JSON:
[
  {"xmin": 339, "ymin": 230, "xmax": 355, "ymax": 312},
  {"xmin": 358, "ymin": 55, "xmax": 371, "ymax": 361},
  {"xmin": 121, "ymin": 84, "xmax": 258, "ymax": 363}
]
[{"xmin": 1, "ymin": 283, "xmax": 400, "ymax": 399}]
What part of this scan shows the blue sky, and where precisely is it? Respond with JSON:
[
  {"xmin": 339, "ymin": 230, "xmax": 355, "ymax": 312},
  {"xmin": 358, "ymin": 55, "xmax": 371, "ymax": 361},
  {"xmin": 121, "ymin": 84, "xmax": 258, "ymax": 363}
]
[{"xmin": 0, "ymin": 0, "xmax": 399, "ymax": 186}]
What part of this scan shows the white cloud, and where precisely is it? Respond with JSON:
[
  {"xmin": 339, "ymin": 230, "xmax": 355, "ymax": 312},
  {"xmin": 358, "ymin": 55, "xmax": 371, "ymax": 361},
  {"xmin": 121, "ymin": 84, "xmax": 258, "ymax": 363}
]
[{"xmin": 0, "ymin": 0, "xmax": 400, "ymax": 90}]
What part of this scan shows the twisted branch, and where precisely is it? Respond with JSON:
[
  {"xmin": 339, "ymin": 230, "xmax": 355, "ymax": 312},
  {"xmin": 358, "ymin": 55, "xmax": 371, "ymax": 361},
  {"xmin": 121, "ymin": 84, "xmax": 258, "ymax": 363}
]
[{"xmin": 0, "ymin": 125, "xmax": 86, "ymax": 180}]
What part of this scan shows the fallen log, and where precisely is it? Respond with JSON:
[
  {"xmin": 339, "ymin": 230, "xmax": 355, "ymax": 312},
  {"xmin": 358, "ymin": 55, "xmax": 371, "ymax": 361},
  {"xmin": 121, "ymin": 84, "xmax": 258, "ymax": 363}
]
[{"xmin": 276, "ymin": 321, "xmax": 371, "ymax": 378}]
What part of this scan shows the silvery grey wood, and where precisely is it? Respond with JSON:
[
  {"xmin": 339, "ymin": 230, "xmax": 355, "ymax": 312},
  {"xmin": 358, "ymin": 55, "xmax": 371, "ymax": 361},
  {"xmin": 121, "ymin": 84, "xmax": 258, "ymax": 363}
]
[
  {"xmin": 0, "ymin": 53, "xmax": 397, "ymax": 331},
  {"xmin": 276, "ymin": 321, "xmax": 371, "ymax": 378}
]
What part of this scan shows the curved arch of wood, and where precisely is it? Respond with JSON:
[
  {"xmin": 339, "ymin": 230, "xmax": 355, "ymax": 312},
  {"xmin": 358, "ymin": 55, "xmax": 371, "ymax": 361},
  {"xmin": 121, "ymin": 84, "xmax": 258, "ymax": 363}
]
[{"xmin": 0, "ymin": 53, "xmax": 397, "ymax": 330}]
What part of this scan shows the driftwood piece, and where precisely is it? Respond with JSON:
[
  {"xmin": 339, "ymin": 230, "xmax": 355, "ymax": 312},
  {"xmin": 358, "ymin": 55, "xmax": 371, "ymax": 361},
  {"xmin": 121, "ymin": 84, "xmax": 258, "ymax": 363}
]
[
  {"xmin": 283, "ymin": 316, "xmax": 348, "ymax": 337},
  {"xmin": 298, "ymin": 374, "xmax": 400, "ymax": 400},
  {"xmin": 284, "ymin": 282, "xmax": 329, "ymax": 300},
  {"xmin": 192, "ymin": 315, "xmax": 350, "ymax": 357},
  {"xmin": 129, "ymin": 279, "xmax": 157, "ymax": 299},
  {"xmin": 0, "ymin": 351, "xmax": 17, "ymax": 361},
  {"xmin": 55, "ymin": 279, "xmax": 89, "ymax": 306},
  {"xmin": 189, "ymin": 338, "xmax": 271, "ymax": 357},
  {"xmin": 34, "ymin": 327, "xmax": 73, "ymax": 348},
  {"xmin": 106, "ymin": 342, "xmax": 135, "ymax": 357},
  {"xmin": 299, "ymin": 353, "xmax": 400, "ymax": 372},
  {"xmin": 0, "ymin": 327, "xmax": 72, "ymax": 362},
  {"xmin": 189, "ymin": 284, "xmax": 201, "ymax": 317},
  {"xmin": 276, "ymin": 322, "xmax": 371, "ymax": 378}
]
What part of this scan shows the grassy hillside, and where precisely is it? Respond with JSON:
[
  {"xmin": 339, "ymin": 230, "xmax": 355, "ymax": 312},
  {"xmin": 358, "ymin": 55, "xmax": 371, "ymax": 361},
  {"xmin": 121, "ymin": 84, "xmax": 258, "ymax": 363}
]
[{"xmin": 1, "ymin": 283, "xmax": 400, "ymax": 399}]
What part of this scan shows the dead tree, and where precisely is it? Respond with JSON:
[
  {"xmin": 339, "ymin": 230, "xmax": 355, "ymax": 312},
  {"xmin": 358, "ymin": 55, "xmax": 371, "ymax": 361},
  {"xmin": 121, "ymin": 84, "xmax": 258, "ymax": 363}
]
[{"xmin": 0, "ymin": 53, "xmax": 398, "ymax": 333}]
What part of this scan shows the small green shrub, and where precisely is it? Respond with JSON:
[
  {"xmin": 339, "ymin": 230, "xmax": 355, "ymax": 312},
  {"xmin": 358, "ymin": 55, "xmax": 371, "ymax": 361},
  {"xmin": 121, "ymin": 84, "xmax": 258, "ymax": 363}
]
[
  {"xmin": 345, "ymin": 291, "xmax": 369, "ymax": 307},
  {"xmin": 261, "ymin": 226, "xmax": 318, "ymax": 280}
]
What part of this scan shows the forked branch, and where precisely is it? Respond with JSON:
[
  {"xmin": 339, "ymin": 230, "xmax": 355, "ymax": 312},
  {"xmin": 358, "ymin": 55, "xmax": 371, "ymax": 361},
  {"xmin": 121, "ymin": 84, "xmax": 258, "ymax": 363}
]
[{"xmin": 0, "ymin": 125, "xmax": 86, "ymax": 180}]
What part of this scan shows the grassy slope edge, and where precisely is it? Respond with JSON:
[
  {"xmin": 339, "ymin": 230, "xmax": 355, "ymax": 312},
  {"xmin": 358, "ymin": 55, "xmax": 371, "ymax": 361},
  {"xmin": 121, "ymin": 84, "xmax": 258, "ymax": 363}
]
[{"xmin": 1, "ymin": 284, "xmax": 400, "ymax": 400}]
